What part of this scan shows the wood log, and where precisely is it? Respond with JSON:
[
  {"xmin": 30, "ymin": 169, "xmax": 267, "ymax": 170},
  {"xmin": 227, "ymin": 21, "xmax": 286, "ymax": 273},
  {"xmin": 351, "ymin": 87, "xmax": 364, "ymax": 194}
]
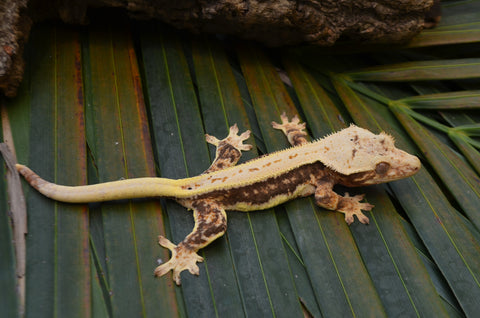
[{"xmin": 0, "ymin": 0, "xmax": 436, "ymax": 97}]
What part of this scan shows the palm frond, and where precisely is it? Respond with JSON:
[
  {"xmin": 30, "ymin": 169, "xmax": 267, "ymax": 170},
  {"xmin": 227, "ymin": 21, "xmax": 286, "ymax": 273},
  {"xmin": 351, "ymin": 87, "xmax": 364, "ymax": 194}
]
[{"xmin": 2, "ymin": 1, "xmax": 480, "ymax": 317}]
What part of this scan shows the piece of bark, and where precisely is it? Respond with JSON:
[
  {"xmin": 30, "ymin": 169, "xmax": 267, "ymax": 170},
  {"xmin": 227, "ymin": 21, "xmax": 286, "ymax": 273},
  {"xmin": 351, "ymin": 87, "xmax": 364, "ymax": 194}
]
[
  {"xmin": 1, "ymin": 0, "xmax": 436, "ymax": 98},
  {"xmin": 0, "ymin": 0, "xmax": 31, "ymax": 97},
  {"xmin": 81, "ymin": 0, "xmax": 436, "ymax": 46}
]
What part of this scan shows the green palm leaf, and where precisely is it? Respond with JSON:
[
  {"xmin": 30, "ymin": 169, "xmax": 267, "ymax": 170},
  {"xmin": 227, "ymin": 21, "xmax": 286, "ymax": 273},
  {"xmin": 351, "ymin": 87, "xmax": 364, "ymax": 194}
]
[{"xmin": 2, "ymin": 1, "xmax": 480, "ymax": 317}]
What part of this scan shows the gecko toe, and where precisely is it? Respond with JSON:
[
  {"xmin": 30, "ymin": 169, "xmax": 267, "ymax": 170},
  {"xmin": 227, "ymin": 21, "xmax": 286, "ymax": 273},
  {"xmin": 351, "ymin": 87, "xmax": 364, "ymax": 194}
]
[
  {"xmin": 154, "ymin": 262, "xmax": 173, "ymax": 278},
  {"xmin": 344, "ymin": 211, "xmax": 370, "ymax": 225},
  {"xmin": 158, "ymin": 236, "xmax": 176, "ymax": 251},
  {"xmin": 229, "ymin": 123, "xmax": 239, "ymax": 134},
  {"xmin": 345, "ymin": 214, "xmax": 355, "ymax": 225},
  {"xmin": 291, "ymin": 114, "xmax": 301, "ymax": 124},
  {"xmin": 271, "ymin": 121, "xmax": 281, "ymax": 129},
  {"xmin": 188, "ymin": 263, "xmax": 200, "ymax": 276},
  {"xmin": 205, "ymin": 134, "xmax": 220, "ymax": 146},
  {"xmin": 357, "ymin": 213, "xmax": 370, "ymax": 224},
  {"xmin": 362, "ymin": 203, "xmax": 374, "ymax": 211}
]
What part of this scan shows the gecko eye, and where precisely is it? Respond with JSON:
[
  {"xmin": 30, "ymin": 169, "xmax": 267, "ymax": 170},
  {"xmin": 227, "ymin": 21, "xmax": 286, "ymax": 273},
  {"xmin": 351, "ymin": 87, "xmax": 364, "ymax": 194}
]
[{"xmin": 375, "ymin": 162, "xmax": 390, "ymax": 175}]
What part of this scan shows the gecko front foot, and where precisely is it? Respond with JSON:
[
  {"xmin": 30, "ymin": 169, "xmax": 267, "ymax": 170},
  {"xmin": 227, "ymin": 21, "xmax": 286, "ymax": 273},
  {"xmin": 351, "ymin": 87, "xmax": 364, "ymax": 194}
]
[
  {"xmin": 271, "ymin": 112, "xmax": 306, "ymax": 134},
  {"xmin": 204, "ymin": 124, "xmax": 253, "ymax": 173},
  {"xmin": 339, "ymin": 193, "xmax": 373, "ymax": 225},
  {"xmin": 271, "ymin": 113, "xmax": 308, "ymax": 146},
  {"xmin": 154, "ymin": 236, "xmax": 204, "ymax": 285},
  {"xmin": 205, "ymin": 124, "xmax": 252, "ymax": 152}
]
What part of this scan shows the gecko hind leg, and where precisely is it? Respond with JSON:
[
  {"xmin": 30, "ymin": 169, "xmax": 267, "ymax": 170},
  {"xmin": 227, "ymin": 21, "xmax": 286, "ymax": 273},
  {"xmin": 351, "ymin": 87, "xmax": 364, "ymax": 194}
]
[
  {"xmin": 271, "ymin": 112, "xmax": 308, "ymax": 146},
  {"xmin": 155, "ymin": 201, "xmax": 227, "ymax": 285},
  {"xmin": 204, "ymin": 124, "xmax": 252, "ymax": 173}
]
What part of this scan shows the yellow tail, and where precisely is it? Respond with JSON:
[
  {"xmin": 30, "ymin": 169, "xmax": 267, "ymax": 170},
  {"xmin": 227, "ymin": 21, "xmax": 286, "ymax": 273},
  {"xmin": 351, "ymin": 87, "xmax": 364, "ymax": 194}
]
[{"xmin": 16, "ymin": 164, "xmax": 188, "ymax": 203}]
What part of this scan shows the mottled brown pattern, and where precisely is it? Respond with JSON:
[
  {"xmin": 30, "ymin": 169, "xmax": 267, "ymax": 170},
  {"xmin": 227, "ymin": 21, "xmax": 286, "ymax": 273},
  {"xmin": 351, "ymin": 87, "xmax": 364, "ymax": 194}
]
[
  {"xmin": 336, "ymin": 170, "xmax": 376, "ymax": 187},
  {"xmin": 290, "ymin": 133, "xmax": 308, "ymax": 147},
  {"xmin": 337, "ymin": 196, "xmax": 356, "ymax": 211},
  {"xmin": 196, "ymin": 162, "xmax": 326, "ymax": 208},
  {"xmin": 285, "ymin": 128, "xmax": 308, "ymax": 147},
  {"xmin": 182, "ymin": 201, "xmax": 227, "ymax": 249},
  {"xmin": 314, "ymin": 181, "xmax": 339, "ymax": 210},
  {"xmin": 204, "ymin": 143, "xmax": 242, "ymax": 174}
]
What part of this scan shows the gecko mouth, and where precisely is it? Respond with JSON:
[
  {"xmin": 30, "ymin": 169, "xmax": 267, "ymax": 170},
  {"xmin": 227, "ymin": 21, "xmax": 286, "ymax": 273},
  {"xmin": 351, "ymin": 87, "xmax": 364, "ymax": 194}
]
[{"xmin": 377, "ymin": 166, "xmax": 420, "ymax": 183}]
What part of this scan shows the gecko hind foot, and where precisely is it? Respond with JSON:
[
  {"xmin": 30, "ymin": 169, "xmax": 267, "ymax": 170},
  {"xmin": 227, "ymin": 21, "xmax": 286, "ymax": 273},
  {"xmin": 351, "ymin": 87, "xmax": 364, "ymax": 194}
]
[
  {"xmin": 154, "ymin": 236, "xmax": 204, "ymax": 285},
  {"xmin": 205, "ymin": 124, "xmax": 252, "ymax": 152},
  {"xmin": 341, "ymin": 193, "xmax": 373, "ymax": 225}
]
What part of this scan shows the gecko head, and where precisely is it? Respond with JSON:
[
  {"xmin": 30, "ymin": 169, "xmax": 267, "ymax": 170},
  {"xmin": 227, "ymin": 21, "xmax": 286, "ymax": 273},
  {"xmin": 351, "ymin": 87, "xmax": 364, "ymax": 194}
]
[{"xmin": 321, "ymin": 125, "xmax": 421, "ymax": 186}]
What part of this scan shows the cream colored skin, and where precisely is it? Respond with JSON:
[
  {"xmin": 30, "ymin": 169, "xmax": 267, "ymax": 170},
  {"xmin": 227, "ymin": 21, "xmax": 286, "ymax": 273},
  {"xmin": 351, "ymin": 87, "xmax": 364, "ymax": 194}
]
[{"xmin": 16, "ymin": 114, "xmax": 421, "ymax": 285}]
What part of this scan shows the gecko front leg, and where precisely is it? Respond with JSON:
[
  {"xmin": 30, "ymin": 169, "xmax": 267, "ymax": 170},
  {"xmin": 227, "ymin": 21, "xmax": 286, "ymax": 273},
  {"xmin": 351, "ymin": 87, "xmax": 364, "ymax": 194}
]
[
  {"xmin": 155, "ymin": 200, "xmax": 227, "ymax": 285},
  {"xmin": 272, "ymin": 113, "xmax": 308, "ymax": 146},
  {"xmin": 203, "ymin": 124, "xmax": 252, "ymax": 174},
  {"xmin": 314, "ymin": 180, "xmax": 372, "ymax": 225}
]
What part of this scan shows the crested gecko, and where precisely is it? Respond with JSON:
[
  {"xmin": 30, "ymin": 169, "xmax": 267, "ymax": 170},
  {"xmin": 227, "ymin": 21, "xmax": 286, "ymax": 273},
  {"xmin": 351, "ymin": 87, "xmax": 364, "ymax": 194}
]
[{"xmin": 16, "ymin": 114, "xmax": 421, "ymax": 285}]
